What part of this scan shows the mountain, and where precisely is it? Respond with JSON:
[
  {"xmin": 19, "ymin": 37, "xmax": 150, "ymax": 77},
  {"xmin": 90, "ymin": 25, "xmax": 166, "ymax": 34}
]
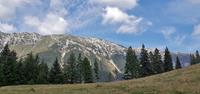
[
  {"xmin": 0, "ymin": 32, "xmax": 191, "ymax": 82},
  {"xmin": 1, "ymin": 63, "xmax": 200, "ymax": 94}
]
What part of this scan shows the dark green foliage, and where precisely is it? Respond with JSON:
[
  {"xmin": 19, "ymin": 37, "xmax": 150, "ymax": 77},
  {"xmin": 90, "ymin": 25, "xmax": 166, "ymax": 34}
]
[
  {"xmin": 49, "ymin": 58, "xmax": 63, "ymax": 84},
  {"xmin": 190, "ymin": 54, "xmax": 196, "ymax": 65},
  {"xmin": 0, "ymin": 44, "xmax": 18, "ymax": 85},
  {"xmin": 37, "ymin": 61, "xmax": 49, "ymax": 84},
  {"xmin": 76, "ymin": 53, "xmax": 83, "ymax": 83},
  {"xmin": 124, "ymin": 46, "xmax": 140, "ymax": 79},
  {"xmin": 152, "ymin": 48, "xmax": 164, "ymax": 74},
  {"xmin": 0, "ymin": 63, "xmax": 3, "ymax": 85},
  {"xmin": 190, "ymin": 50, "xmax": 200, "ymax": 65},
  {"xmin": 148, "ymin": 51, "xmax": 155, "ymax": 74},
  {"xmin": 82, "ymin": 57, "xmax": 93, "ymax": 83},
  {"xmin": 140, "ymin": 44, "xmax": 153, "ymax": 77},
  {"xmin": 23, "ymin": 53, "xmax": 40, "ymax": 84},
  {"xmin": 175, "ymin": 56, "xmax": 182, "ymax": 69},
  {"xmin": 67, "ymin": 53, "xmax": 77, "ymax": 84},
  {"xmin": 15, "ymin": 59, "xmax": 26, "ymax": 84},
  {"xmin": 195, "ymin": 50, "xmax": 200, "ymax": 63},
  {"xmin": 164, "ymin": 47, "xmax": 173, "ymax": 72},
  {"xmin": 94, "ymin": 58, "xmax": 99, "ymax": 81}
]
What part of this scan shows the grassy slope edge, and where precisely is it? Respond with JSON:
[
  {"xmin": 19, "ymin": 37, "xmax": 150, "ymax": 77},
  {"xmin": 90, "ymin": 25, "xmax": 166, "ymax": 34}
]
[{"xmin": 0, "ymin": 64, "xmax": 200, "ymax": 94}]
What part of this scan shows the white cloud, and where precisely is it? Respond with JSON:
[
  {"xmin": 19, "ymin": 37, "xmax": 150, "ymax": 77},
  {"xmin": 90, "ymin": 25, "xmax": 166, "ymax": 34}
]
[
  {"xmin": 24, "ymin": 13, "xmax": 68, "ymax": 35},
  {"xmin": 92, "ymin": 0, "xmax": 138, "ymax": 10},
  {"xmin": 0, "ymin": 23, "xmax": 17, "ymax": 33},
  {"xmin": 0, "ymin": 0, "xmax": 41, "ymax": 19},
  {"xmin": 103, "ymin": 7, "xmax": 151, "ymax": 34},
  {"xmin": 161, "ymin": 26, "xmax": 176, "ymax": 39},
  {"xmin": 161, "ymin": 26, "xmax": 186, "ymax": 45},
  {"xmin": 103, "ymin": 7, "xmax": 130, "ymax": 24},
  {"xmin": 49, "ymin": 0, "xmax": 67, "ymax": 16},
  {"xmin": 192, "ymin": 24, "xmax": 200, "ymax": 36},
  {"xmin": 24, "ymin": 16, "xmax": 40, "ymax": 27},
  {"xmin": 117, "ymin": 18, "xmax": 152, "ymax": 34}
]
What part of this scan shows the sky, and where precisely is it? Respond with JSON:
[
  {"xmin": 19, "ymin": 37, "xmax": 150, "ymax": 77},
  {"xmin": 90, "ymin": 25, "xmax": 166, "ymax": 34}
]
[{"xmin": 0, "ymin": 0, "xmax": 200, "ymax": 53}]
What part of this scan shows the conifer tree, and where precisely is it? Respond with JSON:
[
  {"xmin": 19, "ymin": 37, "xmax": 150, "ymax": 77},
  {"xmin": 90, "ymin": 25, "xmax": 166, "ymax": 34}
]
[
  {"xmin": 63, "ymin": 64, "xmax": 70, "ymax": 84},
  {"xmin": 0, "ymin": 62, "xmax": 3, "ymax": 86},
  {"xmin": 37, "ymin": 61, "xmax": 49, "ymax": 84},
  {"xmin": 149, "ymin": 51, "xmax": 155, "ymax": 73},
  {"xmin": 94, "ymin": 58, "xmax": 99, "ymax": 81},
  {"xmin": 124, "ymin": 46, "xmax": 140, "ymax": 79},
  {"xmin": 23, "ymin": 53, "xmax": 39, "ymax": 84},
  {"xmin": 164, "ymin": 47, "xmax": 173, "ymax": 72},
  {"xmin": 66, "ymin": 53, "xmax": 77, "ymax": 84},
  {"xmin": 82, "ymin": 57, "xmax": 93, "ymax": 83},
  {"xmin": 195, "ymin": 50, "xmax": 200, "ymax": 64},
  {"xmin": 0, "ymin": 44, "xmax": 18, "ymax": 85},
  {"xmin": 76, "ymin": 53, "xmax": 83, "ymax": 83},
  {"xmin": 140, "ymin": 44, "xmax": 153, "ymax": 77},
  {"xmin": 190, "ymin": 54, "xmax": 196, "ymax": 65},
  {"xmin": 175, "ymin": 56, "xmax": 182, "ymax": 69},
  {"xmin": 15, "ymin": 59, "xmax": 25, "ymax": 84},
  {"xmin": 152, "ymin": 48, "xmax": 164, "ymax": 74},
  {"xmin": 49, "ymin": 58, "xmax": 63, "ymax": 84}
]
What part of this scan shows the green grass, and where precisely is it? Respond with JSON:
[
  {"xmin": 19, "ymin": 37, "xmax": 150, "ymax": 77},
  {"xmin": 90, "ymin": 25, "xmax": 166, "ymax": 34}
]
[{"xmin": 1, "ymin": 64, "xmax": 200, "ymax": 94}]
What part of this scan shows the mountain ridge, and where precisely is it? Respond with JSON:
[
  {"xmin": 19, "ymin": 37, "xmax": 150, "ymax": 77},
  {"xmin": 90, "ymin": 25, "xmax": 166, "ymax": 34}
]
[{"xmin": 0, "ymin": 31, "xmax": 191, "ymax": 81}]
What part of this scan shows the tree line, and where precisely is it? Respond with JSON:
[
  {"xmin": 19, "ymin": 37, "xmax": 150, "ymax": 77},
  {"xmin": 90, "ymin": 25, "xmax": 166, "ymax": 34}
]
[
  {"xmin": 123, "ymin": 44, "xmax": 199, "ymax": 80},
  {"xmin": 0, "ymin": 44, "xmax": 100, "ymax": 86},
  {"xmin": 0, "ymin": 43, "xmax": 199, "ymax": 86}
]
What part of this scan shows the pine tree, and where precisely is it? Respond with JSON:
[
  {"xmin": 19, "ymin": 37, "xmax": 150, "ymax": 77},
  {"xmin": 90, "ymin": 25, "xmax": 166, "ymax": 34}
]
[
  {"xmin": 0, "ymin": 44, "xmax": 18, "ymax": 85},
  {"xmin": 164, "ymin": 47, "xmax": 173, "ymax": 72},
  {"xmin": 108, "ymin": 72, "xmax": 113, "ymax": 82},
  {"xmin": 0, "ymin": 62, "xmax": 3, "ymax": 86},
  {"xmin": 15, "ymin": 59, "xmax": 25, "ymax": 84},
  {"xmin": 94, "ymin": 58, "xmax": 99, "ymax": 81},
  {"xmin": 152, "ymin": 48, "xmax": 164, "ymax": 74},
  {"xmin": 76, "ymin": 53, "xmax": 83, "ymax": 83},
  {"xmin": 49, "ymin": 58, "xmax": 63, "ymax": 84},
  {"xmin": 37, "ymin": 61, "xmax": 49, "ymax": 84},
  {"xmin": 175, "ymin": 56, "xmax": 182, "ymax": 69},
  {"xmin": 124, "ymin": 46, "xmax": 140, "ymax": 79},
  {"xmin": 190, "ymin": 54, "xmax": 196, "ymax": 65},
  {"xmin": 82, "ymin": 57, "xmax": 93, "ymax": 83},
  {"xmin": 140, "ymin": 44, "xmax": 153, "ymax": 77},
  {"xmin": 65, "ymin": 53, "xmax": 77, "ymax": 84},
  {"xmin": 149, "ymin": 51, "xmax": 155, "ymax": 74},
  {"xmin": 23, "ymin": 53, "xmax": 39, "ymax": 84},
  {"xmin": 195, "ymin": 50, "xmax": 200, "ymax": 64}
]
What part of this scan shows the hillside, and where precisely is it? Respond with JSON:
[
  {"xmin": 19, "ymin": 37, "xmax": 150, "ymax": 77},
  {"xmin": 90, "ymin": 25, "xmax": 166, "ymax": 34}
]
[
  {"xmin": 0, "ymin": 32, "xmax": 191, "ymax": 81},
  {"xmin": 0, "ymin": 64, "xmax": 200, "ymax": 94}
]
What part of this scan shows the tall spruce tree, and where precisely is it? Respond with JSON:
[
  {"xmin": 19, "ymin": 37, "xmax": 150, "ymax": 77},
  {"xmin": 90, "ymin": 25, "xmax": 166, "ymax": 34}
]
[
  {"xmin": 37, "ymin": 61, "xmax": 49, "ymax": 84},
  {"xmin": 140, "ymin": 44, "xmax": 153, "ymax": 77},
  {"xmin": 149, "ymin": 51, "xmax": 155, "ymax": 74},
  {"xmin": 76, "ymin": 53, "xmax": 83, "ymax": 83},
  {"xmin": 94, "ymin": 58, "xmax": 99, "ymax": 81},
  {"xmin": 23, "ymin": 53, "xmax": 39, "ymax": 84},
  {"xmin": 164, "ymin": 47, "xmax": 173, "ymax": 72},
  {"xmin": 15, "ymin": 59, "xmax": 25, "ymax": 84},
  {"xmin": 49, "ymin": 58, "xmax": 63, "ymax": 84},
  {"xmin": 0, "ymin": 44, "xmax": 18, "ymax": 85},
  {"xmin": 195, "ymin": 50, "xmax": 200, "ymax": 64},
  {"xmin": 82, "ymin": 57, "xmax": 93, "ymax": 83},
  {"xmin": 190, "ymin": 54, "xmax": 196, "ymax": 65},
  {"xmin": 124, "ymin": 46, "xmax": 140, "ymax": 79},
  {"xmin": 152, "ymin": 48, "xmax": 164, "ymax": 74},
  {"xmin": 0, "ymin": 61, "xmax": 3, "ymax": 86},
  {"xmin": 175, "ymin": 56, "xmax": 182, "ymax": 69},
  {"xmin": 66, "ymin": 53, "xmax": 77, "ymax": 84}
]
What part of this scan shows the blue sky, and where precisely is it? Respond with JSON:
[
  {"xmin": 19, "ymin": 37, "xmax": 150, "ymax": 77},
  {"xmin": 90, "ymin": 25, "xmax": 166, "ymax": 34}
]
[{"xmin": 0, "ymin": 0, "xmax": 200, "ymax": 53}]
